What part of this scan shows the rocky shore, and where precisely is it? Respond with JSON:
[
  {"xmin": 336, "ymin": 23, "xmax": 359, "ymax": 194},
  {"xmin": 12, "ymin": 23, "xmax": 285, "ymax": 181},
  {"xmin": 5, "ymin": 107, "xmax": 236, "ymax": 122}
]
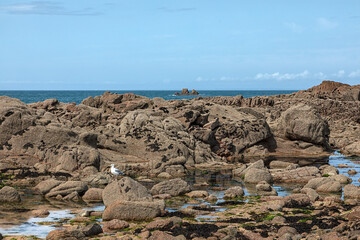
[{"xmin": 0, "ymin": 80, "xmax": 360, "ymax": 239}]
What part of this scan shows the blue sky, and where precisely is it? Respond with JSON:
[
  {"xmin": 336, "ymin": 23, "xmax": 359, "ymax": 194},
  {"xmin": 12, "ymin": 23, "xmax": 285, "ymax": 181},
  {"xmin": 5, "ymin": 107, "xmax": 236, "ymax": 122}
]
[{"xmin": 0, "ymin": 1, "xmax": 360, "ymax": 90}]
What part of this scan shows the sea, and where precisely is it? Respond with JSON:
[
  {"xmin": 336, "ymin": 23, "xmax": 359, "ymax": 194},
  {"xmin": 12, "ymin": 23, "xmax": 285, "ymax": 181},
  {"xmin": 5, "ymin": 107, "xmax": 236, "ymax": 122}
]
[{"xmin": 0, "ymin": 90, "xmax": 296, "ymax": 104}]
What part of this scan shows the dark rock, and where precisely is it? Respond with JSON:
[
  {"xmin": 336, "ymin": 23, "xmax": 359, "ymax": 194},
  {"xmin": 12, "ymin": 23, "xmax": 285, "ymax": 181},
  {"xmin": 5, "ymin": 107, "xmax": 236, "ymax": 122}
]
[{"xmin": 81, "ymin": 223, "xmax": 103, "ymax": 236}]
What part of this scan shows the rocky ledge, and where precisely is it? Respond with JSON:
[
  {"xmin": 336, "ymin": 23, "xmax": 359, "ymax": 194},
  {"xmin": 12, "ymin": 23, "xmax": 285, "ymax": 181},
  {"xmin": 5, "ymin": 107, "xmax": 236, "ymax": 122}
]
[{"xmin": 0, "ymin": 81, "xmax": 359, "ymax": 181}]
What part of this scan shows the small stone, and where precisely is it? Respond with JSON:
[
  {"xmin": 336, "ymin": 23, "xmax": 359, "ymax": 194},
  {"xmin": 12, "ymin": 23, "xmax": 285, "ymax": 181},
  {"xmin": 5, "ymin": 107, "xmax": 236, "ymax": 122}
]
[
  {"xmin": 103, "ymin": 219, "xmax": 129, "ymax": 231},
  {"xmin": 348, "ymin": 169, "xmax": 358, "ymax": 175},
  {"xmin": 205, "ymin": 194, "xmax": 218, "ymax": 202},
  {"xmin": 153, "ymin": 194, "xmax": 172, "ymax": 199},
  {"xmin": 31, "ymin": 209, "xmax": 50, "ymax": 217},
  {"xmin": 157, "ymin": 172, "xmax": 172, "ymax": 179},
  {"xmin": 224, "ymin": 186, "xmax": 244, "ymax": 199},
  {"xmin": 186, "ymin": 190, "xmax": 209, "ymax": 198}
]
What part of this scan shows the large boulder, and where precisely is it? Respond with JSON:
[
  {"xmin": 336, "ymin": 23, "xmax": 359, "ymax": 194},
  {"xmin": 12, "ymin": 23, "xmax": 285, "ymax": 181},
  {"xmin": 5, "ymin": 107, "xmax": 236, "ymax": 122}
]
[
  {"xmin": 244, "ymin": 168, "xmax": 273, "ymax": 184},
  {"xmin": 271, "ymin": 166, "xmax": 320, "ymax": 183},
  {"xmin": 45, "ymin": 181, "xmax": 88, "ymax": 198},
  {"xmin": 82, "ymin": 188, "xmax": 103, "ymax": 202},
  {"xmin": 102, "ymin": 200, "xmax": 164, "ymax": 221},
  {"xmin": 151, "ymin": 178, "xmax": 191, "ymax": 197},
  {"xmin": 277, "ymin": 104, "xmax": 330, "ymax": 147},
  {"xmin": 102, "ymin": 177, "xmax": 152, "ymax": 207},
  {"xmin": 303, "ymin": 177, "xmax": 342, "ymax": 193},
  {"xmin": 0, "ymin": 96, "xmax": 36, "ymax": 147},
  {"xmin": 0, "ymin": 186, "xmax": 21, "ymax": 202},
  {"xmin": 34, "ymin": 179, "xmax": 64, "ymax": 195},
  {"xmin": 344, "ymin": 184, "xmax": 360, "ymax": 199}
]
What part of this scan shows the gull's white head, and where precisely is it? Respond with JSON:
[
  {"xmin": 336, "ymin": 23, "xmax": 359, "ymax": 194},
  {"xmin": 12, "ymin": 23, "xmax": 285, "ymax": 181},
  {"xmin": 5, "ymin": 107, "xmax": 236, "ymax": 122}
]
[{"xmin": 111, "ymin": 164, "xmax": 114, "ymax": 167}]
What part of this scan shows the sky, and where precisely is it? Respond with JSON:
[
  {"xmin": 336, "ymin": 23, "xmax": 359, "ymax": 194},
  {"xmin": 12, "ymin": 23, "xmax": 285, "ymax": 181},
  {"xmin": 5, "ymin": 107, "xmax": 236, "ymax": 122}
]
[{"xmin": 0, "ymin": 1, "xmax": 360, "ymax": 90}]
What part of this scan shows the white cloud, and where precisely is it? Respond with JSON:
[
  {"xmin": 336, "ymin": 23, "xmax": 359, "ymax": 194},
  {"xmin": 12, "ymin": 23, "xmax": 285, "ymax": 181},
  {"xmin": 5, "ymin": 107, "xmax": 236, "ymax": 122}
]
[
  {"xmin": 349, "ymin": 69, "xmax": 360, "ymax": 78},
  {"xmin": 220, "ymin": 76, "xmax": 237, "ymax": 81},
  {"xmin": 317, "ymin": 18, "xmax": 338, "ymax": 30},
  {"xmin": 255, "ymin": 70, "xmax": 309, "ymax": 81},
  {"xmin": 0, "ymin": 2, "xmax": 101, "ymax": 16},
  {"xmin": 333, "ymin": 70, "xmax": 345, "ymax": 78},
  {"xmin": 314, "ymin": 72, "xmax": 327, "ymax": 79},
  {"xmin": 196, "ymin": 77, "xmax": 205, "ymax": 82},
  {"xmin": 284, "ymin": 22, "xmax": 304, "ymax": 33}
]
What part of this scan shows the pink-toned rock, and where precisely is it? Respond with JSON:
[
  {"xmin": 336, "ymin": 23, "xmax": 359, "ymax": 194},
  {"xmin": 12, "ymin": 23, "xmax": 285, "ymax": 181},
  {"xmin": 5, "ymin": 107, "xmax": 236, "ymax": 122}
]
[
  {"xmin": 82, "ymin": 188, "xmax": 103, "ymax": 202},
  {"xmin": 31, "ymin": 209, "xmax": 50, "ymax": 217},
  {"xmin": 103, "ymin": 219, "xmax": 129, "ymax": 232}
]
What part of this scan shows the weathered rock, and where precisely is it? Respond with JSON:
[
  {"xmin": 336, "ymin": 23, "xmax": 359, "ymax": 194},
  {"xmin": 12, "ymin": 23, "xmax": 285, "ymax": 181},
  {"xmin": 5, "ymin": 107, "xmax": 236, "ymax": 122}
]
[
  {"xmin": 102, "ymin": 219, "xmax": 129, "ymax": 232},
  {"xmin": 63, "ymin": 191, "xmax": 80, "ymax": 201},
  {"xmin": 256, "ymin": 181, "xmax": 278, "ymax": 196},
  {"xmin": 304, "ymin": 177, "xmax": 342, "ymax": 193},
  {"xmin": 224, "ymin": 186, "xmax": 244, "ymax": 199},
  {"xmin": 269, "ymin": 161, "xmax": 298, "ymax": 169},
  {"xmin": 0, "ymin": 97, "xmax": 36, "ymax": 147},
  {"xmin": 34, "ymin": 179, "xmax": 63, "ymax": 195},
  {"xmin": 45, "ymin": 181, "xmax": 88, "ymax": 198},
  {"xmin": 283, "ymin": 194, "xmax": 310, "ymax": 208},
  {"xmin": 301, "ymin": 188, "xmax": 320, "ymax": 202},
  {"xmin": 271, "ymin": 166, "xmax": 320, "ymax": 183},
  {"xmin": 277, "ymin": 226, "xmax": 298, "ymax": 237},
  {"xmin": 81, "ymin": 223, "xmax": 103, "ymax": 236},
  {"xmin": 186, "ymin": 190, "xmax": 209, "ymax": 198},
  {"xmin": 0, "ymin": 186, "xmax": 21, "ymax": 202},
  {"xmin": 46, "ymin": 229, "xmax": 85, "ymax": 240},
  {"xmin": 31, "ymin": 209, "xmax": 50, "ymax": 217},
  {"xmin": 146, "ymin": 218, "xmax": 175, "ymax": 231},
  {"xmin": 102, "ymin": 200, "xmax": 164, "ymax": 221},
  {"xmin": 82, "ymin": 188, "xmax": 103, "ymax": 202},
  {"xmin": 329, "ymin": 174, "xmax": 352, "ymax": 184},
  {"xmin": 244, "ymin": 168, "xmax": 273, "ymax": 184},
  {"xmin": 102, "ymin": 177, "xmax": 152, "ymax": 207},
  {"xmin": 148, "ymin": 230, "xmax": 179, "ymax": 240},
  {"xmin": 344, "ymin": 184, "xmax": 360, "ymax": 199},
  {"xmin": 348, "ymin": 169, "xmax": 358, "ymax": 175},
  {"xmin": 277, "ymin": 104, "xmax": 330, "ymax": 147},
  {"xmin": 151, "ymin": 178, "xmax": 191, "ymax": 197},
  {"xmin": 320, "ymin": 165, "xmax": 339, "ymax": 176}
]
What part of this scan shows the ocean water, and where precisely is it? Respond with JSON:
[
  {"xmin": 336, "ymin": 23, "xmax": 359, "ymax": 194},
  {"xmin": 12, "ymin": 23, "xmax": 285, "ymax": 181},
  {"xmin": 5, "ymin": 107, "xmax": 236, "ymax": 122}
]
[{"xmin": 0, "ymin": 90, "xmax": 296, "ymax": 105}]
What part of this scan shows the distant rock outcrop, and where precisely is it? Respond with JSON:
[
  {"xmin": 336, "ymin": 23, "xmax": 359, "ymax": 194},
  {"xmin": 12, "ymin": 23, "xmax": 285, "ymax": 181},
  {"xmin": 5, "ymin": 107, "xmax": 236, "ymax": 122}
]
[
  {"xmin": 175, "ymin": 88, "xmax": 199, "ymax": 96},
  {"xmin": 294, "ymin": 80, "xmax": 360, "ymax": 101}
]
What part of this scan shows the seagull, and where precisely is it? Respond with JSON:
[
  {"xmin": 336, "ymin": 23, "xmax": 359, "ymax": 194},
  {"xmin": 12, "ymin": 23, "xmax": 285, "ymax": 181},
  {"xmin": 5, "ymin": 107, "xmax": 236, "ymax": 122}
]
[{"xmin": 110, "ymin": 164, "xmax": 125, "ymax": 176}]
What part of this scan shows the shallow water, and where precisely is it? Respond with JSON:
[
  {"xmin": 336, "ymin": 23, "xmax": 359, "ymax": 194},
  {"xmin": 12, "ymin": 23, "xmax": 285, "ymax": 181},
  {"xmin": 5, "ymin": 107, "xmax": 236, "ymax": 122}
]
[{"xmin": 1, "ymin": 151, "xmax": 359, "ymax": 238}]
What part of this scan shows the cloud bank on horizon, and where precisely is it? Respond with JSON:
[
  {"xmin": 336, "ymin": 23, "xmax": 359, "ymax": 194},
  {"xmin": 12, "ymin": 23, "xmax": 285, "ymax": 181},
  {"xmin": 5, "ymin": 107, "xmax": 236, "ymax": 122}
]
[{"xmin": 0, "ymin": 0, "xmax": 359, "ymax": 90}]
